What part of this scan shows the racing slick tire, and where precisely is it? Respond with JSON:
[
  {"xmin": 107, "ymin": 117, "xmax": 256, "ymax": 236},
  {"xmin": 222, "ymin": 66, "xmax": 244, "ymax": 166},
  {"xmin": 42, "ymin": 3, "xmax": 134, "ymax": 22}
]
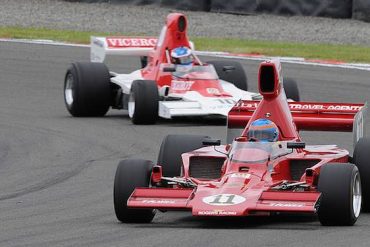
[
  {"xmin": 128, "ymin": 80, "xmax": 159, "ymax": 124},
  {"xmin": 317, "ymin": 163, "xmax": 361, "ymax": 226},
  {"xmin": 207, "ymin": 60, "xmax": 248, "ymax": 91},
  {"xmin": 114, "ymin": 159, "xmax": 156, "ymax": 223},
  {"xmin": 64, "ymin": 62, "xmax": 111, "ymax": 117},
  {"xmin": 353, "ymin": 137, "xmax": 370, "ymax": 211},
  {"xmin": 157, "ymin": 134, "xmax": 210, "ymax": 177},
  {"xmin": 283, "ymin": 77, "xmax": 300, "ymax": 101}
]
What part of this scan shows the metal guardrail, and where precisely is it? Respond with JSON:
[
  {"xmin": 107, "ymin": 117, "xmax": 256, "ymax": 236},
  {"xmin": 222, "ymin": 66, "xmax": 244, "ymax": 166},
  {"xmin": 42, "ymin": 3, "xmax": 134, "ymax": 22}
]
[{"xmin": 66, "ymin": 0, "xmax": 370, "ymax": 22}]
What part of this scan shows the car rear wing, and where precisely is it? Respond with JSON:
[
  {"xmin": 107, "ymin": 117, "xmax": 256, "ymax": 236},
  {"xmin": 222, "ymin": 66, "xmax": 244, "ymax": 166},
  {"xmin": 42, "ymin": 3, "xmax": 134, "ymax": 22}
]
[
  {"xmin": 227, "ymin": 100, "xmax": 367, "ymax": 145},
  {"xmin": 90, "ymin": 36, "xmax": 195, "ymax": 63},
  {"xmin": 90, "ymin": 36, "xmax": 158, "ymax": 62}
]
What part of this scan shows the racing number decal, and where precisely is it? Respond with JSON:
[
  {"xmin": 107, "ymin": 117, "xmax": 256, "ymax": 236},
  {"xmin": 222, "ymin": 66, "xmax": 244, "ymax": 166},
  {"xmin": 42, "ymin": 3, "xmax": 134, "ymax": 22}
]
[
  {"xmin": 210, "ymin": 195, "xmax": 235, "ymax": 204},
  {"xmin": 202, "ymin": 194, "xmax": 246, "ymax": 206}
]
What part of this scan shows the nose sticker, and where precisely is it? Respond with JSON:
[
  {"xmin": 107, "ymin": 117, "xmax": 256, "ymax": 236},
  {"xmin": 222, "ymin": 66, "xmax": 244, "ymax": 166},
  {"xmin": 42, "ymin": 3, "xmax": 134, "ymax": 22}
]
[{"xmin": 202, "ymin": 194, "xmax": 246, "ymax": 206}]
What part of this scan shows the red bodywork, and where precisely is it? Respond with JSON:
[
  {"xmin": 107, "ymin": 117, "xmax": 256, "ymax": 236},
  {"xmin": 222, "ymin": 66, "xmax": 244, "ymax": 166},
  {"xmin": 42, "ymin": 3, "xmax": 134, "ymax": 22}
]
[
  {"xmin": 126, "ymin": 60, "xmax": 366, "ymax": 217},
  {"xmin": 104, "ymin": 13, "xmax": 233, "ymax": 98},
  {"xmin": 141, "ymin": 13, "xmax": 192, "ymax": 84}
]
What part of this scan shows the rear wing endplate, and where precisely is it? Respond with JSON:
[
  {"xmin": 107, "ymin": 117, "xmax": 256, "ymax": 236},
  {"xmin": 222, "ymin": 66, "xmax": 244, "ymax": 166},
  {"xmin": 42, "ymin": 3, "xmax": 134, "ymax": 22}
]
[
  {"xmin": 227, "ymin": 100, "xmax": 367, "ymax": 145},
  {"xmin": 90, "ymin": 36, "xmax": 157, "ymax": 62}
]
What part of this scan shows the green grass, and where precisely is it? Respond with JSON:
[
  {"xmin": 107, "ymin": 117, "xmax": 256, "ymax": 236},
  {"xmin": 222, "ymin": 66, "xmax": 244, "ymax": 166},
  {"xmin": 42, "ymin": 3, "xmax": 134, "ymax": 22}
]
[
  {"xmin": 2, "ymin": 26, "xmax": 370, "ymax": 63},
  {"xmin": 193, "ymin": 38, "xmax": 370, "ymax": 63},
  {"xmin": 0, "ymin": 26, "xmax": 113, "ymax": 44}
]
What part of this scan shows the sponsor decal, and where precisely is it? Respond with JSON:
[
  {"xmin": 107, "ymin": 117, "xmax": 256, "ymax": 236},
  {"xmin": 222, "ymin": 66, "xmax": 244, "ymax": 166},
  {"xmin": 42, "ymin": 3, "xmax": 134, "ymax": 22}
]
[
  {"xmin": 289, "ymin": 104, "xmax": 362, "ymax": 111},
  {"xmin": 106, "ymin": 37, "xmax": 157, "ymax": 48},
  {"xmin": 230, "ymin": 173, "xmax": 251, "ymax": 179},
  {"xmin": 269, "ymin": 203, "xmax": 304, "ymax": 207},
  {"xmin": 202, "ymin": 194, "xmax": 246, "ymax": 206},
  {"xmin": 241, "ymin": 102, "xmax": 362, "ymax": 111},
  {"xmin": 206, "ymin": 88, "xmax": 221, "ymax": 94},
  {"xmin": 289, "ymin": 104, "xmax": 324, "ymax": 110},
  {"xmin": 141, "ymin": 200, "xmax": 175, "ymax": 204},
  {"xmin": 326, "ymin": 105, "xmax": 362, "ymax": 111},
  {"xmin": 240, "ymin": 102, "xmax": 362, "ymax": 112},
  {"xmin": 171, "ymin": 80, "xmax": 194, "ymax": 91},
  {"xmin": 240, "ymin": 102, "xmax": 259, "ymax": 108},
  {"xmin": 198, "ymin": 210, "xmax": 237, "ymax": 216}
]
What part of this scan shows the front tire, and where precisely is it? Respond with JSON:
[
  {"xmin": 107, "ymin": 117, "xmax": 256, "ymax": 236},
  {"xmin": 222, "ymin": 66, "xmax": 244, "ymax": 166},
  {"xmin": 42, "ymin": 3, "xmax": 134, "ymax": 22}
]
[
  {"xmin": 317, "ymin": 163, "xmax": 361, "ymax": 226},
  {"xmin": 128, "ymin": 80, "xmax": 159, "ymax": 124},
  {"xmin": 113, "ymin": 159, "xmax": 155, "ymax": 223},
  {"xmin": 207, "ymin": 60, "xmax": 248, "ymax": 91},
  {"xmin": 64, "ymin": 62, "xmax": 111, "ymax": 116},
  {"xmin": 353, "ymin": 137, "xmax": 370, "ymax": 211},
  {"xmin": 157, "ymin": 135, "xmax": 209, "ymax": 177}
]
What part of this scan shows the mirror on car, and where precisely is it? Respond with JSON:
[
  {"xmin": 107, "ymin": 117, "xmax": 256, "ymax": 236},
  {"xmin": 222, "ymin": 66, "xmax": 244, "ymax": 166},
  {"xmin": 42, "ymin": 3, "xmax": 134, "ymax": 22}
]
[
  {"xmin": 203, "ymin": 139, "xmax": 221, "ymax": 146},
  {"xmin": 287, "ymin": 142, "xmax": 306, "ymax": 149},
  {"xmin": 222, "ymin": 66, "xmax": 235, "ymax": 72},
  {"xmin": 163, "ymin": 67, "xmax": 176, "ymax": 72}
]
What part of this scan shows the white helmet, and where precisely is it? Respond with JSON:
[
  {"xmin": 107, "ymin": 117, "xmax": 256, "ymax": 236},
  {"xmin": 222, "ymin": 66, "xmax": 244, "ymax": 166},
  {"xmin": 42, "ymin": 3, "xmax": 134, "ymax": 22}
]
[{"xmin": 171, "ymin": 46, "xmax": 193, "ymax": 64}]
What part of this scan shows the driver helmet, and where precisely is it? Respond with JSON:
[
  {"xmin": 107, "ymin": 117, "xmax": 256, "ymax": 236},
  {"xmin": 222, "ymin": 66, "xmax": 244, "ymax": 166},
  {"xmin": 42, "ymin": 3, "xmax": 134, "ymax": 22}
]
[
  {"xmin": 171, "ymin": 46, "xmax": 193, "ymax": 72},
  {"xmin": 247, "ymin": 118, "xmax": 279, "ymax": 142}
]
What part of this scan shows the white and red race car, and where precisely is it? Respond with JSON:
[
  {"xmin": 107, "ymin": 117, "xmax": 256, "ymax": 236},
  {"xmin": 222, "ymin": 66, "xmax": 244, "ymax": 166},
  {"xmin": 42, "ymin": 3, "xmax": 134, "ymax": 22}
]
[{"xmin": 63, "ymin": 13, "xmax": 299, "ymax": 124}]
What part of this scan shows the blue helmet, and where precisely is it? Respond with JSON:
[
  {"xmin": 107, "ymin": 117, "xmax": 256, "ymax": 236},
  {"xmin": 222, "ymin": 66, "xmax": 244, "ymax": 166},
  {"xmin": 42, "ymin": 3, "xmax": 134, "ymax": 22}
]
[
  {"xmin": 171, "ymin": 46, "xmax": 193, "ymax": 65},
  {"xmin": 247, "ymin": 119, "xmax": 279, "ymax": 142}
]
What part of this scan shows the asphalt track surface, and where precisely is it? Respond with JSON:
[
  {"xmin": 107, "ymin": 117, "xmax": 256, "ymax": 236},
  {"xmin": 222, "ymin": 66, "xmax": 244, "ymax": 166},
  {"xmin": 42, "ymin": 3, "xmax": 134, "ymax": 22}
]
[{"xmin": 0, "ymin": 41, "xmax": 370, "ymax": 247}]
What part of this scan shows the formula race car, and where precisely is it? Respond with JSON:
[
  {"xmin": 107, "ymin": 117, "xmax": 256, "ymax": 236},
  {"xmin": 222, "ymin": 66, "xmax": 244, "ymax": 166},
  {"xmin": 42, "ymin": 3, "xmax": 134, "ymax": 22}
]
[
  {"xmin": 63, "ymin": 13, "xmax": 300, "ymax": 124},
  {"xmin": 114, "ymin": 59, "xmax": 369, "ymax": 226}
]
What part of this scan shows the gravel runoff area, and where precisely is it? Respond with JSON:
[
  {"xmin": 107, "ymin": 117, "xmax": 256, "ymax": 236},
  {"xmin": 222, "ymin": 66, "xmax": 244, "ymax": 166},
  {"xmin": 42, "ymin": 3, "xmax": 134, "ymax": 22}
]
[{"xmin": 1, "ymin": 0, "xmax": 370, "ymax": 46}]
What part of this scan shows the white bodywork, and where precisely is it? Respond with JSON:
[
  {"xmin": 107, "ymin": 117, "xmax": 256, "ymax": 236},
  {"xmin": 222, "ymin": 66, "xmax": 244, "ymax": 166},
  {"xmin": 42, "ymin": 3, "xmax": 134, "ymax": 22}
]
[
  {"xmin": 91, "ymin": 36, "xmax": 260, "ymax": 119},
  {"xmin": 110, "ymin": 68, "xmax": 259, "ymax": 119},
  {"xmin": 158, "ymin": 81, "xmax": 258, "ymax": 118}
]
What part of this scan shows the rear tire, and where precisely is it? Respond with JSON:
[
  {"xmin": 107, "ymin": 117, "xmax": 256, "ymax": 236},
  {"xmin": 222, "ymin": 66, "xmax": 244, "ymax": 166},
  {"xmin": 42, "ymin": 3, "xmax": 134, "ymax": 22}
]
[
  {"xmin": 157, "ymin": 135, "xmax": 210, "ymax": 177},
  {"xmin": 317, "ymin": 163, "xmax": 361, "ymax": 226},
  {"xmin": 128, "ymin": 80, "xmax": 159, "ymax": 124},
  {"xmin": 140, "ymin": 56, "xmax": 148, "ymax": 68},
  {"xmin": 64, "ymin": 62, "xmax": 111, "ymax": 116},
  {"xmin": 283, "ymin": 77, "xmax": 300, "ymax": 101},
  {"xmin": 207, "ymin": 60, "xmax": 248, "ymax": 91},
  {"xmin": 113, "ymin": 159, "xmax": 155, "ymax": 223},
  {"xmin": 353, "ymin": 137, "xmax": 370, "ymax": 211}
]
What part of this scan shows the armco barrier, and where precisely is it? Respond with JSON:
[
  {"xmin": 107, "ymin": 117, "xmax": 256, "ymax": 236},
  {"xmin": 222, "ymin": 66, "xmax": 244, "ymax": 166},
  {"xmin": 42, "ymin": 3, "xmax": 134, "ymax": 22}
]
[
  {"xmin": 64, "ymin": 0, "xmax": 156, "ymax": 3},
  {"xmin": 64, "ymin": 0, "xmax": 370, "ymax": 22},
  {"xmin": 211, "ymin": 0, "xmax": 352, "ymax": 18},
  {"xmin": 353, "ymin": 0, "xmax": 370, "ymax": 22},
  {"xmin": 65, "ymin": 0, "xmax": 210, "ymax": 10},
  {"xmin": 161, "ymin": 0, "xmax": 211, "ymax": 12},
  {"xmin": 211, "ymin": 0, "xmax": 257, "ymax": 14}
]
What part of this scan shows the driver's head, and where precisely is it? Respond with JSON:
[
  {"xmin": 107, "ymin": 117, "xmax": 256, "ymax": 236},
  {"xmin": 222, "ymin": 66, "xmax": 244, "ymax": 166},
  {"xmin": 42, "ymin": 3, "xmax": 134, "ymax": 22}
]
[
  {"xmin": 171, "ymin": 46, "xmax": 193, "ymax": 72},
  {"xmin": 247, "ymin": 119, "xmax": 279, "ymax": 142}
]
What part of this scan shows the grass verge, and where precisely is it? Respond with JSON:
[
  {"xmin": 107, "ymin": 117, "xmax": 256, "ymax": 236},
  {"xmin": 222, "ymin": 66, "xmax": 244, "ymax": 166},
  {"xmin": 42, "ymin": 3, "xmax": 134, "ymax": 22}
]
[{"xmin": 1, "ymin": 26, "xmax": 370, "ymax": 63}]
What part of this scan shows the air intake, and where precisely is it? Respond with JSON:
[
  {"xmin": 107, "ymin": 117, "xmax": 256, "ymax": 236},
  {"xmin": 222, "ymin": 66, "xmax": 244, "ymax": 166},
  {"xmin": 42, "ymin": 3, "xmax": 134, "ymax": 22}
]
[
  {"xmin": 289, "ymin": 159, "xmax": 320, "ymax": 180},
  {"xmin": 189, "ymin": 157, "xmax": 225, "ymax": 179},
  {"xmin": 258, "ymin": 60, "xmax": 281, "ymax": 98},
  {"xmin": 259, "ymin": 65, "xmax": 275, "ymax": 93}
]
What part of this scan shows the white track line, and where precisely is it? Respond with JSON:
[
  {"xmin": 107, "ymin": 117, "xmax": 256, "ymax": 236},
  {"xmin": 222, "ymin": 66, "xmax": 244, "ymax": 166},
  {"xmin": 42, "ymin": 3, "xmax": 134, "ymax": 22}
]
[
  {"xmin": 2, "ymin": 38, "xmax": 370, "ymax": 71},
  {"xmin": 0, "ymin": 38, "xmax": 89, "ymax": 47}
]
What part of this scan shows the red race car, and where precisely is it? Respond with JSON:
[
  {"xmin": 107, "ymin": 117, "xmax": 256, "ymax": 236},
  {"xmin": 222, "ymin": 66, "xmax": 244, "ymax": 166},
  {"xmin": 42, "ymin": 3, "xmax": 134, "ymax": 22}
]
[
  {"xmin": 113, "ymin": 60, "xmax": 369, "ymax": 226},
  {"xmin": 63, "ymin": 13, "xmax": 299, "ymax": 124}
]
